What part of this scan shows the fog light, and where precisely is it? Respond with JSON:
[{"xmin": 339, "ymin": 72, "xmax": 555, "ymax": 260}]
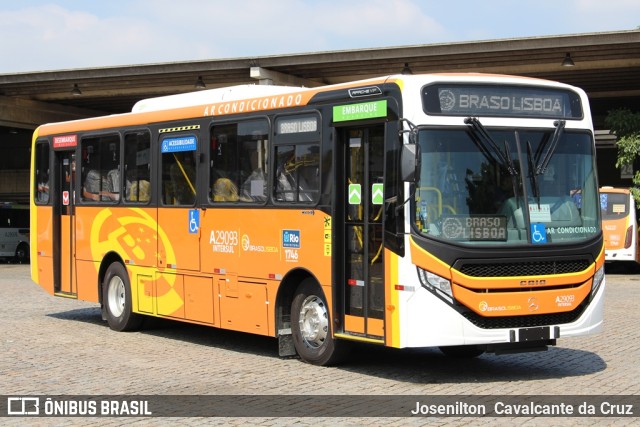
[
  {"xmin": 591, "ymin": 265, "xmax": 604, "ymax": 299},
  {"xmin": 417, "ymin": 267, "xmax": 453, "ymax": 298}
]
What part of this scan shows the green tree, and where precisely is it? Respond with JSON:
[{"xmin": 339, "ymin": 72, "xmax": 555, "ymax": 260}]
[{"xmin": 605, "ymin": 108, "xmax": 640, "ymax": 201}]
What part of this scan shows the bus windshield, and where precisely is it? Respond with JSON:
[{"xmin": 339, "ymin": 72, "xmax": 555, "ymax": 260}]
[{"xmin": 414, "ymin": 126, "xmax": 600, "ymax": 245}]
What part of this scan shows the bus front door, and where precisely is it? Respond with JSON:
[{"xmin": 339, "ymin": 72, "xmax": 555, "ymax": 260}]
[
  {"xmin": 53, "ymin": 151, "xmax": 77, "ymax": 296},
  {"xmin": 338, "ymin": 125, "xmax": 385, "ymax": 341}
]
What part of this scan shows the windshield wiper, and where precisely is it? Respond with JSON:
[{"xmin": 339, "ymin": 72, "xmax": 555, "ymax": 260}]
[
  {"xmin": 465, "ymin": 117, "xmax": 518, "ymax": 176},
  {"xmin": 525, "ymin": 120, "xmax": 566, "ymax": 205},
  {"xmin": 503, "ymin": 137, "xmax": 519, "ymax": 200},
  {"xmin": 526, "ymin": 139, "xmax": 540, "ymax": 204},
  {"xmin": 465, "ymin": 117, "xmax": 520, "ymax": 200},
  {"xmin": 535, "ymin": 120, "xmax": 565, "ymax": 175}
]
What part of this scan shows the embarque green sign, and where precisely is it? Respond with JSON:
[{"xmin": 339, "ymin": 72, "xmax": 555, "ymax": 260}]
[{"xmin": 333, "ymin": 100, "xmax": 387, "ymax": 122}]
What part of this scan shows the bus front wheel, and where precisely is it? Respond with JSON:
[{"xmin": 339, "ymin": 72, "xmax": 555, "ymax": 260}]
[
  {"xmin": 291, "ymin": 279, "xmax": 348, "ymax": 366},
  {"xmin": 102, "ymin": 262, "xmax": 142, "ymax": 332}
]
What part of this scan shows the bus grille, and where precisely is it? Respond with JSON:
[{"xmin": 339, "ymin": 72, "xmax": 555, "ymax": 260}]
[
  {"xmin": 461, "ymin": 301, "xmax": 587, "ymax": 329},
  {"xmin": 458, "ymin": 259, "xmax": 590, "ymax": 277}
]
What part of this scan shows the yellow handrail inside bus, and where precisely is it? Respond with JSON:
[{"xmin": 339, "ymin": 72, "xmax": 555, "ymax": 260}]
[{"xmin": 172, "ymin": 153, "xmax": 196, "ymax": 195}]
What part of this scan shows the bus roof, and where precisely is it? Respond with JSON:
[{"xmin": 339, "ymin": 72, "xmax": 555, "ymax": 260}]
[
  {"xmin": 131, "ymin": 84, "xmax": 303, "ymax": 113},
  {"xmin": 34, "ymin": 73, "xmax": 583, "ymax": 138}
]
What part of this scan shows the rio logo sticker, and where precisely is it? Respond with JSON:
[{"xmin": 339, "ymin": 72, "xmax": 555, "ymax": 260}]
[
  {"xmin": 282, "ymin": 230, "xmax": 300, "ymax": 248},
  {"xmin": 283, "ymin": 229, "xmax": 300, "ymax": 263}
]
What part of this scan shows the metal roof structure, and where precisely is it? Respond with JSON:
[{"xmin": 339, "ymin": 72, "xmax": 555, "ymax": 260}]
[{"xmin": 0, "ymin": 30, "xmax": 639, "ymax": 129}]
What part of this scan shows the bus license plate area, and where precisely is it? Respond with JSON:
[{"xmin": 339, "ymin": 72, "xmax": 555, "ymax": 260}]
[{"xmin": 518, "ymin": 326, "xmax": 550, "ymax": 342}]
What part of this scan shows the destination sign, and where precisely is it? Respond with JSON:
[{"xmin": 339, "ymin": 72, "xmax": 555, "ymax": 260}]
[
  {"xmin": 441, "ymin": 215, "xmax": 508, "ymax": 241},
  {"xmin": 422, "ymin": 84, "xmax": 582, "ymax": 119},
  {"xmin": 277, "ymin": 116, "xmax": 318, "ymax": 134}
]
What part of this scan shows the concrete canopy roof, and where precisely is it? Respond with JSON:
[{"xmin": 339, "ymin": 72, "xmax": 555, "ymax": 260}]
[{"xmin": 1, "ymin": 30, "xmax": 639, "ymax": 128}]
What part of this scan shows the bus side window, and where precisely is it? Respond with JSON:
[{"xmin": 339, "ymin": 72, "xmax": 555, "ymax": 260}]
[
  {"xmin": 209, "ymin": 119, "xmax": 269, "ymax": 204},
  {"xmin": 80, "ymin": 134, "xmax": 121, "ymax": 203},
  {"xmin": 274, "ymin": 144, "xmax": 319, "ymax": 203},
  {"xmin": 124, "ymin": 131, "xmax": 151, "ymax": 203},
  {"xmin": 34, "ymin": 141, "xmax": 50, "ymax": 204}
]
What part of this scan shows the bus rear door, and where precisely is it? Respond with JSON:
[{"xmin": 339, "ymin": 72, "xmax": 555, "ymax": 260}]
[{"xmin": 53, "ymin": 150, "xmax": 77, "ymax": 296}]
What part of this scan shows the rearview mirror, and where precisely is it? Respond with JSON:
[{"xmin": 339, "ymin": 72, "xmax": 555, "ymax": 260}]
[{"xmin": 401, "ymin": 143, "xmax": 419, "ymax": 182}]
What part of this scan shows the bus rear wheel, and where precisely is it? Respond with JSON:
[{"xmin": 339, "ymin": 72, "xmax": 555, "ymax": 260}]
[
  {"xmin": 102, "ymin": 262, "xmax": 142, "ymax": 332},
  {"xmin": 291, "ymin": 279, "xmax": 348, "ymax": 366}
]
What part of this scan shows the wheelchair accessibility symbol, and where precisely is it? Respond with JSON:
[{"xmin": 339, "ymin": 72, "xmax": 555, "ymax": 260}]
[
  {"xmin": 188, "ymin": 209, "xmax": 200, "ymax": 234},
  {"xmin": 530, "ymin": 223, "xmax": 547, "ymax": 244}
]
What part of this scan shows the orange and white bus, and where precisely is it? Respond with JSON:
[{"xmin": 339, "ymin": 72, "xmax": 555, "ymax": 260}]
[
  {"xmin": 31, "ymin": 73, "xmax": 605, "ymax": 365},
  {"xmin": 600, "ymin": 186, "xmax": 639, "ymax": 264}
]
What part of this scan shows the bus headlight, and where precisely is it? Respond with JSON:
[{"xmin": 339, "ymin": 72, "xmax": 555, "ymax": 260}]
[
  {"xmin": 591, "ymin": 265, "xmax": 605, "ymax": 299},
  {"xmin": 417, "ymin": 267, "xmax": 453, "ymax": 298}
]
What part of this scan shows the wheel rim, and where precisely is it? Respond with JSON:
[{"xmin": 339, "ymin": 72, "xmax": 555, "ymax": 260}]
[
  {"xmin": 298, "ymin": 295, "xmax": 328, "ymax": 348},
  {"xmin": 107, "ymin": 276, "xmax": 126, "ymax": 318}
]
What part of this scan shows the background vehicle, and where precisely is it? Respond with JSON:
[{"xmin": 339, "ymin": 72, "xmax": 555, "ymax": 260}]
[
  {"xmin": 31, "ymin": 73, "xmax": 605, "ymax": 365},
  {"xmin": 0, "ymin": 203, "xmax": 30, "ymax": 263},
  {"xmin": 600, "ymin": 186, "xmax": 639, "ymax": 266}
]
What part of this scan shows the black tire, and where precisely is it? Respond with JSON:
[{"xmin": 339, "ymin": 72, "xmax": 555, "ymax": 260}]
[
  {"xmin": 102, "ymin": 262, "xmax": 142, "ymax": 332},
  {"xmin": 14, "ymin": 242, "xmax": 29, "ymax": 264},
  {"xmin": 438, "ymin": 345, "xmax": 485, "ymax": 358},
  {"xmin": 291, "ymin": 279, "xmax": 349, "ymax": 366}
]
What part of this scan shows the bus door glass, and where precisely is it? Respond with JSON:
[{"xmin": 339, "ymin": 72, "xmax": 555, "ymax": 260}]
[
  {"xmin": 159, "ymin": 130, "xmax": 200, "ymax": 271},
  {"xmin": 54, "ymin": 150, "xmax": 77, "ymax": 295},
  {"xmin": 340, "ymin": 125, "xmax": 385, "ymax": 338}
]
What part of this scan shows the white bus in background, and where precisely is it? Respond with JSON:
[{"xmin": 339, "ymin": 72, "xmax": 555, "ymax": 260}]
[
  {"xmin": 600, "ymin": 187, "xmax": 639, "ymax": 266},
  {"xmin": 0, "ymin": 204, "xmax": 30, "ymax": 263}
]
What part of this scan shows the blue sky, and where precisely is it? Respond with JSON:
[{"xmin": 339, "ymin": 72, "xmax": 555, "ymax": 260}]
[{"xmin": 2, "ymin": 0, "xmax": 639, "ymax": 73}]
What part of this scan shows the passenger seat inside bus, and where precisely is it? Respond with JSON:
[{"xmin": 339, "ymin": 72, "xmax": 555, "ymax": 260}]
[
  {"xmin": 128, "ymin": 180, "xmax": 150, "ymax": 202},
  {"xmin": 213, "ymin": 178, "xmax": 239, "ymax": 202},
  {"xmin": 82, "ymin": 169, "xmax": 102, "ymax": 201}
]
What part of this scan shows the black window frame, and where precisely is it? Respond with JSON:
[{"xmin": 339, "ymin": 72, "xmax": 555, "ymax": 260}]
[
  {"xmin": 79, "ymin": 133, "xmax": 122, "ymax": 204},
  {"xmin": 272, "ymin": 112, "xmax": 322, "ymax": 206},
  {"xmin": 123, "ymin": 129, "xmax": 152, "ymax": 205},
  {"xmin": 34, "ymin": 139, "xmax": 51, "ymax": 205},
  {"xmin": 208, "ymin": 117, "xmax": 270, "ymax": 205},
  {"xmin": 160, "ymin": 132, "xmax": 198, "ymax": 207}
]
